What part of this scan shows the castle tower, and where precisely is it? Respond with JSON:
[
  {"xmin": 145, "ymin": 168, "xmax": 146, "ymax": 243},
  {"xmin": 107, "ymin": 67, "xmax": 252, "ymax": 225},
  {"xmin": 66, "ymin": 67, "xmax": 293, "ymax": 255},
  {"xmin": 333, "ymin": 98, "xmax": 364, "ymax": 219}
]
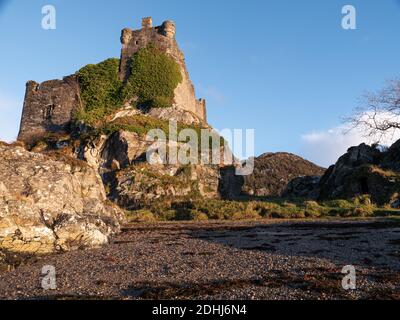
[
  {"xmin": 118, "ymin": 17, "xmax": 206, "ymax": 122},
  {"xmin": 160, "ymin": 20, "xmax": 176, "ymax": 38},
  {"xmin": 142, "ymin": 17, "xmax": 153, "ymax": 28}
]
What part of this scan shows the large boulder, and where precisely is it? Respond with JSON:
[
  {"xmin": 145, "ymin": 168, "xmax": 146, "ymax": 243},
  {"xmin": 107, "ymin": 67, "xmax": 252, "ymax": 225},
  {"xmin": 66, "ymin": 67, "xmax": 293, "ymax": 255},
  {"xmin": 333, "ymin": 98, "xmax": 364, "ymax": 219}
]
[
  {"xmin": 318, "ymin": 143, "xmax": 380, "ymax": 200},
  {"xmin": 318, "ymin": 143, "xmax": 400, "ymax": 205},
  {"xmin": 0, "ymin": 143, "xmax": 124, "ymax": 254}
]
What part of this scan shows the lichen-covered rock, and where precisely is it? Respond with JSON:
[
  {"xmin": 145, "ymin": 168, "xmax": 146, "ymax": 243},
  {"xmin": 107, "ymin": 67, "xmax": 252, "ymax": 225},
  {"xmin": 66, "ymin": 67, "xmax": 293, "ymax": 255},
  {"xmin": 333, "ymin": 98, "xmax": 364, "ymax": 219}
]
[
  {"xmin": 109, "ymin": 105, "xmax": 206, "ymax": 127},
  {"xmin": 82, "ymin": 131, "xmax": 151, "ymax": 177},
  {"xmin": 115, "ymin": 163, "xmax": 238, "ymax": 209},
  {"xmin": 318, "ymin": 142, "xmax": 400, "ymax": 205},
  {"xmin": 0, "ymin": 143, "xmax": 124, "ymax": 254},
  {"xmin": 79, "ymin": 127, "xmax": 242, "ymax": 204},
  {"xmin": 147, "ymin": 107, "xmax": 207, "ymax": 127}
]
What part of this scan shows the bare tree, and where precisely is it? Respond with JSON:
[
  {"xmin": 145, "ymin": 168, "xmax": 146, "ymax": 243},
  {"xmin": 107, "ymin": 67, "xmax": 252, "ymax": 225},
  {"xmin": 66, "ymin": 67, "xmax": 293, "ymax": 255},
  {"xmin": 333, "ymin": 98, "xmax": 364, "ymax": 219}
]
[{"xmin": 346, "ymin": 79, "xmax": 400, "ymax": 144}]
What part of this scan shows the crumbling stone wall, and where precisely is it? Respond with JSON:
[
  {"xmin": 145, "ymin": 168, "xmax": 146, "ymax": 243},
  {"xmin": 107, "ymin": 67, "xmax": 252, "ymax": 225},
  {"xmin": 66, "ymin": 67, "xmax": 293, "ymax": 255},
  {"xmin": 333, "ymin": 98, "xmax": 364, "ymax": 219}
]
[
  {"xmin": 18, "ymin": 76, "xmax": 81, "ymax": 143},
  {"xmin": 119, "ymin": 18, "xmax": 206, "ymax": 121}
]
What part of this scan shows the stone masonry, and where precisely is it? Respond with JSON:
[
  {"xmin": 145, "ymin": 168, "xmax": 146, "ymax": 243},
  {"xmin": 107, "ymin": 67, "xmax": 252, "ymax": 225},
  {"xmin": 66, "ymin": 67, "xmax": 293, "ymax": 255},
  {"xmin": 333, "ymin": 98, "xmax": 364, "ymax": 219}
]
[
  {"xmin": 18, "ymin": 76, "xmax": 81, "ymax": 143},
  {"xmin": 119, "ymin": 17, "xmax": 207, "ymax": 121}
]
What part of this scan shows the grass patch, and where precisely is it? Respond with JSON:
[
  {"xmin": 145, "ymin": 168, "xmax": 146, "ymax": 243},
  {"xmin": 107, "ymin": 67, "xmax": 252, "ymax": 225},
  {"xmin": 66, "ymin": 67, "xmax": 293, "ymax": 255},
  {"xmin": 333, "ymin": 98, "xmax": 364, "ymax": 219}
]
[{"xmin": 126, "ymin": 196, "xmax": 398, "ymax": 222}]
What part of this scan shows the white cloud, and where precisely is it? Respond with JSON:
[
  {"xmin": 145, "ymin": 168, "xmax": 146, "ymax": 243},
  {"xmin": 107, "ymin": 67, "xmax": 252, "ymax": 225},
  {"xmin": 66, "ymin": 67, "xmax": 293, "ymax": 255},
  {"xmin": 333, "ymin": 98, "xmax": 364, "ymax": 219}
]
[
  {"xmin": 300, "ymin": 123, "xmax": 400, "ymax": 168},
  {"xmin": 0, "ymin": 91, "xmax": 22, "ymax": 142}
]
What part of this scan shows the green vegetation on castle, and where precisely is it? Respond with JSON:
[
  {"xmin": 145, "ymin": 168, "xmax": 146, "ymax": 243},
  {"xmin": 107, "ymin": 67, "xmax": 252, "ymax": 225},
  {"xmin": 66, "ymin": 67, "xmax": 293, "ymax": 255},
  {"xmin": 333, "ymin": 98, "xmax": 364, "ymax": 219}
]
[
  {"xmin": 75, "ymin": 58, "xmax": 123, "ymax": 125},
  {"xmin": 75, "ymin": 46, "xmax": 183, "ymax": 126},
  {"xmin": 124, "ymin": 45, "xmax": 182, "ymax": 109}
]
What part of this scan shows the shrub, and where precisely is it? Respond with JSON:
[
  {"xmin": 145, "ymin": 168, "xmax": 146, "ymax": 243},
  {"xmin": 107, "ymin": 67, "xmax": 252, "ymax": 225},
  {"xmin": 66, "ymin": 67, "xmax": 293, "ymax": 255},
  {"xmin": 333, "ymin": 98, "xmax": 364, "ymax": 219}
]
[
  {"xmin": 353, "ymin": 195, "xmax": 372, "ymax": 206},
  {"xmin": 304, "ymin": 201, "xmax": 324, "ymax": 218},
  {"xmin": 253, "ymin": 202, "xmax": 281, "ymax": 218},
  {"xmin": 232, "ymin": 208, "xmax": 261, "ymax": 221},
  {"xmin": 189, "ymin": 210, "xmax": 209, "ymax": 221},
  {"xmin": 323, "ymin": 199, "xmax": 354, "ymax": 209},
  {"xmin": 150, "ymin": 96, "xmax": 174, "ymax": 109},
  {"xmin": 123, "ymin": 45, "xmax": 182, "ymax": 109},
  {"xmin": 128, "ymin": 210, "xmax": 156, "ymax": 223},
  {"xmin": 75, "ymin": 58, "xmax": 123, "ymax": 125},
  {"xmin": 351, "ymin": 206, "xmax": 374, "ymax": 217}
]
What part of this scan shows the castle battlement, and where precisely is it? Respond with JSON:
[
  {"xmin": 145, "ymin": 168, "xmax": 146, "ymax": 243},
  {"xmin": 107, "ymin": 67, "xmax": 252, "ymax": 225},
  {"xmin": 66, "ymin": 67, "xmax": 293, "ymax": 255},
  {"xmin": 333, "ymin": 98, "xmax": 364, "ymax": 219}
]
[{"xmin": 142, "ymin": 17, "xmax": 153, "ymax": 29}]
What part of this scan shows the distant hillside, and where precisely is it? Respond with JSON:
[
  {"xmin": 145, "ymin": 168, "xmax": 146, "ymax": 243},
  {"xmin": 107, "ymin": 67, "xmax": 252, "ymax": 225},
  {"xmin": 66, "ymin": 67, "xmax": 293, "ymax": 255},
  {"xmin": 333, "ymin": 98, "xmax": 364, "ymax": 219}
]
[{"xmin": 242, "ymin": 152, "xmax": 325, "ymax": 197}]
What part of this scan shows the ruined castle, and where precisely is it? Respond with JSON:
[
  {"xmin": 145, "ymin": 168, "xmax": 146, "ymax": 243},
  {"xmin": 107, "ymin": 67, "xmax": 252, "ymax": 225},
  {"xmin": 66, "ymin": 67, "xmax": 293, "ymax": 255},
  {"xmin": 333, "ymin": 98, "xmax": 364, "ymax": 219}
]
[{"xmin": 18, "ymin": 17, "xmax": 206, "ymax": 142}]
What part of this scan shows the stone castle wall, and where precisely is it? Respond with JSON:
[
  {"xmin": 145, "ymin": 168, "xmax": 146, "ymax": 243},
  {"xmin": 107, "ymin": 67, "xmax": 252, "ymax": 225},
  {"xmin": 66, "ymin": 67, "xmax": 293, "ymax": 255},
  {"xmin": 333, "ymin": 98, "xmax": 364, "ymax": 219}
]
[
  {"xmin": 18, "ymin": 17, "xmax": 207, "ymax": 143},
  {"xmin": 119, "ymin": 18, "xmax": 206, "ymax": 121},
  {"xmin": 18, "ymin": 76, "xmax": 81, "ymax": 142}
]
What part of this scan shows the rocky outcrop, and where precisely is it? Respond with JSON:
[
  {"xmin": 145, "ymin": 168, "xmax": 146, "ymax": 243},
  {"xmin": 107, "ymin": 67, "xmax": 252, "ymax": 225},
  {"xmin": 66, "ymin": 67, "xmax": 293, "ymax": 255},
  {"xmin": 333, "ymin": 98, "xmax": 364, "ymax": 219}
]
[
  {"xmin": 109, "ymin": 106, "xmax": 207, "ymax": 127},
  {"xmin": 318, "ymin": 143, "xmax": 380, "ymax": 200},
  {"xmin": 0, "ymin": 143, "xmax": 124, "ymax": 254},
  {"xmin": 148, "ymin": 107, "xmax": 207, "ymax": 127},
  {"xmin": 318, "ymin": 143, "xmax": 400, "ymax": 205},
  {"xmin": 242, "ymin": 153, "xmax": 325, "ymax": 197},
  {"xmin": 382, "ymin": 139, "xmax": 400, "ymax": 171},
  {"xmin": 81, "ymin": 130, "xmax": 152, "ymax": 178},
  {"xmin": 115, "ymin": 163, "xmax": 228, "ymax": 209},
  {"xmin": 283, "ymin": 176, "xmax": 321, "ymax": 199},
  {"xmin": 79, "ymin": 127, "xmax": 243, "ymax": 207}
]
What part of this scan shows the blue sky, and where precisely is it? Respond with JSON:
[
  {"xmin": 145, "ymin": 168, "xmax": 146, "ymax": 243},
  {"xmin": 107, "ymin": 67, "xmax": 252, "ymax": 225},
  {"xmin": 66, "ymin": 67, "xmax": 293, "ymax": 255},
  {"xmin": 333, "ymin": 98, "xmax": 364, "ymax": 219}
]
[{"xmin": 1, "ymin": 0, "xmax": 400, "ymax": 167}]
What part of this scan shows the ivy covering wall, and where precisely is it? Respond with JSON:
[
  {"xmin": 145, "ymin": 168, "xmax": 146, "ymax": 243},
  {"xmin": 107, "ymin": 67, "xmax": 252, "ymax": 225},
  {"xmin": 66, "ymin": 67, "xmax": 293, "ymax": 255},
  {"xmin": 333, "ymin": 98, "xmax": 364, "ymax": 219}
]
[{"xmin": 75, "ymin": 46, "xmax": 182, "ymax": 127}]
